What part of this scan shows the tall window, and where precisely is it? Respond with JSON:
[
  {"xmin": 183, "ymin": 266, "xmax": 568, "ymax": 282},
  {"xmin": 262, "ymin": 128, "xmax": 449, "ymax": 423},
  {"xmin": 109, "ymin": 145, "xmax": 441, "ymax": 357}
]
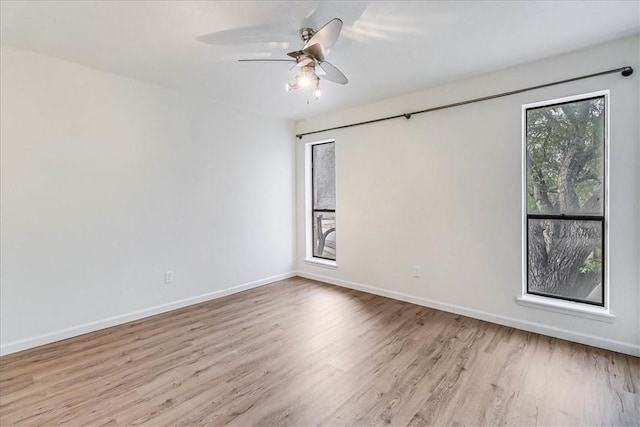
[
  {"xmin": 525, "ymin": 93, "xmax": 606, "ymax": 306},
  {"xmin": 311, "ymin": 141, "xmax": 336, "ymax": 260}
]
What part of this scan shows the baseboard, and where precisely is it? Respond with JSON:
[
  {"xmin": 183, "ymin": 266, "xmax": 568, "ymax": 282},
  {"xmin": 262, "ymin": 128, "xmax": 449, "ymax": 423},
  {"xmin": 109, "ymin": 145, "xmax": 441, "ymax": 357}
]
[
  {"xmin": 0, "ymin": 271, "xmax": 296, "ymax": 356},
  {"xmin": 297, "ymin": 271, "xmax": 640, "ymax": 357}
]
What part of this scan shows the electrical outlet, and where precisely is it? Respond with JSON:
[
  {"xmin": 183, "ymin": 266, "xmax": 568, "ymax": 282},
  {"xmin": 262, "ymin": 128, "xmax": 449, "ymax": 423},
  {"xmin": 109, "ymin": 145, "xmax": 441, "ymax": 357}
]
[
  {"xmin": 165, "ymin": 271, "xmax": 175, "ymax": 284},
  {"xmin": 413, "ymin": 265, "xmax": 421, "ymax": 278}
]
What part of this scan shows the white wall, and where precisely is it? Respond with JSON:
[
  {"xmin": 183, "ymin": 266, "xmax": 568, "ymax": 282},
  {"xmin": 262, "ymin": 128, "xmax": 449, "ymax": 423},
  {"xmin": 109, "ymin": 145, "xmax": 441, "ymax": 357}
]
[
  {"xmin": 0, "ymin": 45, "xmax": 295, "ymax": 354},
  {"xmin": 295, "ymin": 35, "xmax": 640, "ymax": 356}
]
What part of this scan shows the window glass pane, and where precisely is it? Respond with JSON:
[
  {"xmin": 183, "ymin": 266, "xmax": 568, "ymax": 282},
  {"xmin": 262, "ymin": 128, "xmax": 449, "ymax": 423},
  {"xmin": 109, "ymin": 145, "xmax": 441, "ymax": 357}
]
[
  {"xmin": 313, "ymin": 211, "xmax": 336, "ymax": 260},
  {"xmin": 526, "ymin": 97, "xmax": 604, "ymax": 215},
  {"xmin": 528, "ymin": 218, "xmax": 603, "ymax": 305},
  {"xmin": 312, "ymin": 143, "xmax": 335, "ymax": 210}
]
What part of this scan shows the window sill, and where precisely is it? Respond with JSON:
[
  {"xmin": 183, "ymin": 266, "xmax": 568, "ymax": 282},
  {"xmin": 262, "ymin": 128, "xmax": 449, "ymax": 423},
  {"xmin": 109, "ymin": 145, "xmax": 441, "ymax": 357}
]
[
  {"xmin": 303, "ymin": 258, "xmax": 337, "ymax": 270},
  {"xmin": 516, "ymin": 294, "xmax": 615, "ymax": 323}
]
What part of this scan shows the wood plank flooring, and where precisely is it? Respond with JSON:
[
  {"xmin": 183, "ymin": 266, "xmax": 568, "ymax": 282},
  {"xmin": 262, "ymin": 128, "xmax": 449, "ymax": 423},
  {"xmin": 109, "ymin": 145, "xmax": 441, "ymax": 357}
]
[{"xmin": 1, "ymin": 277, "xmax": 638, "ymax": 426}]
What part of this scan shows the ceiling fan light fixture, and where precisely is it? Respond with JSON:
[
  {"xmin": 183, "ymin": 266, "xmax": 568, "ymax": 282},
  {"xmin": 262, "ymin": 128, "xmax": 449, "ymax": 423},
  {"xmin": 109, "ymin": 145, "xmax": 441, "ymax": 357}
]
[
  {"xmin": 298, "ymin": 65, "xmax": 316, "ymax": 87},
  {"xmin": 285, "ymin": 66, "xmax": 322, "ymax": 99},
  {"xmin": 299, "ymin": 75, "xmax": 311, "ymax": 87},
  {"xmin": 286, "ymin": 79, "xmax": 299, "ymax": 91}
]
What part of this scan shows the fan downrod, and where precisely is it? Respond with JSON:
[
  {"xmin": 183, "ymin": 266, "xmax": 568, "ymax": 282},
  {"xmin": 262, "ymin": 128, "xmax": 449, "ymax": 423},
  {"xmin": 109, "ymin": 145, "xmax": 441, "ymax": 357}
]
[{"xmin": 299, "ymin": 28, "xmax": 316, "ymax": 43}]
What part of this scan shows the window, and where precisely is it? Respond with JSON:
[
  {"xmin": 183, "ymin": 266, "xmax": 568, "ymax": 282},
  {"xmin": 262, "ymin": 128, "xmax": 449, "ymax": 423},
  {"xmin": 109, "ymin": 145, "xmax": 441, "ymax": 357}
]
[
  {"xmin": 524, "ymin": 93, "xmax": 606, "ymax": 306},
  {"xmin": 308, "ymin": 141, "xmax": 336, "ymax": 261}
]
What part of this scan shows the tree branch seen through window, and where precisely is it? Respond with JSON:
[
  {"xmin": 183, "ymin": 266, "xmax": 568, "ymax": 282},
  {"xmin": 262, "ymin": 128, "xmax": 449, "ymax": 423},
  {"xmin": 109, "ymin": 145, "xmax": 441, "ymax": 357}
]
[{"xmin": 526, "ymin": 95, "xmax": 605, "ymax": 305}]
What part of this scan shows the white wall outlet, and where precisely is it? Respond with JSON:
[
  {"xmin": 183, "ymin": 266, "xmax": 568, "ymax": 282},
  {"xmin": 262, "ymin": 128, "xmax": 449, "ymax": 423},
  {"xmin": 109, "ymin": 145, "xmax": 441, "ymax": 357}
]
[
  {"xmin": 165, "ymin": 271, "xmax": 175, "ymax": 284},
  {"xmin": 413, "ymin": 265, "xmax": 421, "ymax": 278}
]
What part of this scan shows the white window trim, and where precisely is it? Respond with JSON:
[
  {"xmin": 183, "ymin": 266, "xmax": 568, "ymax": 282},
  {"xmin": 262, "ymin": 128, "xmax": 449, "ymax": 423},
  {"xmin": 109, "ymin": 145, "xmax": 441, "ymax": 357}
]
[
  {"xmin": 305, "ymin": 138, "xmax": 337, "ymax": 268},
  {"xmin": 303, "ymin": 257, "xmax": 338, "ymax": 269},
  {"xmin": 520, "ymin": 90, "xmax": 612, "ymax": 319},
  {"xmin": 515, "ymin": 294, "xmax": 615, "ymax": 322}
]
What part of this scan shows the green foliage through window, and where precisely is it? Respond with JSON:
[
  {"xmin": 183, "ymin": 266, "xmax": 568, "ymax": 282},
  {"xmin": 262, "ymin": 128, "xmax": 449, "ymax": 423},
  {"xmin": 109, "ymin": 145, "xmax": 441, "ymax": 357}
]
[
  {"xmin": 525, "ymin": 95, "xmax": 605, "ymax": 306},
  {"xmin": 311, "ymin": 142, "xmax": 336, "ymax": 260}
]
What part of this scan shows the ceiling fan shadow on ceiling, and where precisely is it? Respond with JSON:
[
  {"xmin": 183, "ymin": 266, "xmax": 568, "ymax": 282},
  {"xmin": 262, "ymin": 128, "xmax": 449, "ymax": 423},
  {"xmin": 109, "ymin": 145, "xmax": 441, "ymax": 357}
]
[{"xmin": 200, "ymin": 18, "xmax": 348, "ymax": 101}]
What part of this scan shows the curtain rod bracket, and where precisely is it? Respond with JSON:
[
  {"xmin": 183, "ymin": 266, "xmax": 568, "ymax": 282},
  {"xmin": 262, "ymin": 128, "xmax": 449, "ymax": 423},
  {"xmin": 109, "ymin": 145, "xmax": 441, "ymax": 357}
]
[{"xmin": 621, "ymin": 66, "xmax": 634, "ymax": 77}]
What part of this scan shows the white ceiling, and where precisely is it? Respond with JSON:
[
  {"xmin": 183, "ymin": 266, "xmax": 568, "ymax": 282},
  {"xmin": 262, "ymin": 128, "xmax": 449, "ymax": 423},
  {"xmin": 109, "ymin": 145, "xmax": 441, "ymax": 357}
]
[{"xmin": 1, "ymin": 1, "xmax": 639, "ymax": 120}]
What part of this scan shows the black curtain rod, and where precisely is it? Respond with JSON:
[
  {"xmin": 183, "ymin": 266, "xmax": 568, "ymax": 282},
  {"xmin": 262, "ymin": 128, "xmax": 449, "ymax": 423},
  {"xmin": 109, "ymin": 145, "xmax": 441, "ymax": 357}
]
[{"xmin": 295, "ymin": 66, "xmax": 634, "ymax": 140}]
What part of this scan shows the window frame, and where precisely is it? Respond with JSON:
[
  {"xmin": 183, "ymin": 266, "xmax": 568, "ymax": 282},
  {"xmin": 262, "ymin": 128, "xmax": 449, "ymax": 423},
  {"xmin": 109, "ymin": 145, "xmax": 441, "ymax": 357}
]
[
  {"xmin": 521, "ymin": 90, "xmax": 610, "ymax": 311},
  {"xmin": 304, "ymin": 139, "xmax": 337, "ymax": 267}
]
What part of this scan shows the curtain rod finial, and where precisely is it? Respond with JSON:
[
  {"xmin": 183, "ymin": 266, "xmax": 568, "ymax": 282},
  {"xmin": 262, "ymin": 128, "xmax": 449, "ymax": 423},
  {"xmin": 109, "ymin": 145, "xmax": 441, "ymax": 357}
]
[{"xmin": 622, "ymin": 66, "xmax": 633, "ymax": 77}]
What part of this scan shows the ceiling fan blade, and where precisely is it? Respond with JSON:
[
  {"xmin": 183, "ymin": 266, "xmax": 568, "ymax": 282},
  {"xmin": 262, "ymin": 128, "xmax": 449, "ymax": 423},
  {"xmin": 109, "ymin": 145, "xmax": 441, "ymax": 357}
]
[
  {"xmin": 302, "ymin": 43, "xmax": 325, "ymax": 62},
  {"xmin": 239, "ymin": 59, "xmax": 296, "ymax": 63},
  {"xmin": 198, "ymin": 23, "xmax": 295, "ymax": 46},
  {"xmin": 303, "ymin": 3, "xmax": 367, "ymax": 33},
  {"xmin": 303, "ymin": 18, "xmax": 343, "ymax": 59},
  {"xmin": 318, "ymin": 61, "xmax": 348, "ymax": 84},
  {"xmin": 287, "ymin": 50, "xmax": 304, "ymax": 59}
]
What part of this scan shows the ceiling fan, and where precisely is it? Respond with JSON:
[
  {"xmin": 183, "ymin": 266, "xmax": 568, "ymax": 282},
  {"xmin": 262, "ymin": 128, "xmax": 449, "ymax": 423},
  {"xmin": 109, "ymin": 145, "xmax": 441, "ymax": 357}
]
[{"xmin": 201, "ymin": 18, "xmax": 348, "ymax": 100}]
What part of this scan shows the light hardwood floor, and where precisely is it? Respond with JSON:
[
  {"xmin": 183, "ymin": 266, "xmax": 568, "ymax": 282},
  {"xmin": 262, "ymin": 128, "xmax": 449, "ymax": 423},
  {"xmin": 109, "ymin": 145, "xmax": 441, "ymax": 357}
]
[{"xmin": 1, "ymin": 277, "xmax": 638, "ymax": 426}]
